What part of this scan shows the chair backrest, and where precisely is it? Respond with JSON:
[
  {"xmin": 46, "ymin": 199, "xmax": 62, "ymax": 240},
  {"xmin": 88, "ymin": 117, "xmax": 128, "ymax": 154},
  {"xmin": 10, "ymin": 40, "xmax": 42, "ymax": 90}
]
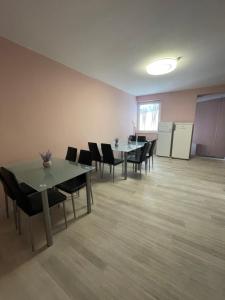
[
  {"xmin": 65, "ymin": 146, "xmax": 77, "ymax": 162},
  {"xmin": 0, "ymin": 167, "xmax": 30, "ymax": 210},
  {"xmin": 78, "ymin": 150, "xmax": 92, "ymax": 166},
  {"xmin": 146, "ymin": 142, "xmax": 152, "ymax": 156},
  {"xmin": 0, "ymin": 167, "xmax": 15, "ymax": 200},
  {"xmin": 140, "ymin": 142, "xmax": 150, "ymax": 163},
  {"xmin": 149, "ymin": 139, "xmax": 157, "ymax": 156},
  {"xmin": 101, "ymin": 143, "xmax": 114, "ymax": 164},
  {"xmin": 137, "ymin": 136, "xmax": 146, "ymax": 142},
  {"xmin": 88, "ymin": 142, "xmax": 101, "ymax": 161},
  {"xmin": 129, "ymin": 135, "xmax": 136, "ymax": 142}
]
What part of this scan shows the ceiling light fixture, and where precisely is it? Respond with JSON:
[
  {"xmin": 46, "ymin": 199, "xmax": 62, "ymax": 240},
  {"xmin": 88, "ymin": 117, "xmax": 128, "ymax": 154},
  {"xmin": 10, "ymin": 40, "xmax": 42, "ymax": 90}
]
[{"xmin": 146, "ymin": 58, "xmax": 180, "ymax": 75}]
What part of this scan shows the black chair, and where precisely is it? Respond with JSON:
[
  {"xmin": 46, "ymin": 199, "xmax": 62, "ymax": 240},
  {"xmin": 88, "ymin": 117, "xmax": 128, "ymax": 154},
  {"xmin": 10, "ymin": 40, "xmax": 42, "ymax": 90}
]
[
  {"xmin": 56, "ymin": 147, "xmax": 79, "ymax": 219},
  {"xmin": 78, "ymin": 149, "xmax": 92, "ymax": 166},
  {"xmin": 1, "ymin": 167, "xmax": 67, "ymax": 251},
  {"xmin": 65, "ymin": 146, "xmax": 77, "ymax": 162},
  {"xmin": 0, "ymin": 167, "xmax": 36, "ymax": 227},
  {"xmin": 88, "ymin": 142, "xmax": 102, "ymax": 171},
  {"xmin": 57, "ymin": 150, "xmax": 94, "ymax": 216},
  {"xmin": 127, "ymin": 142, "xmax": 149, "ymax": 174},
  {"xmin": 137, "ymin": 136, "xmax": 147, "ymax": 142},
  {"xmin": 78, "ymin": 149, "xmax": 94, "ymax": 202},
  {"xmin": 129, "ymin": 135, "xmax": 136, "ymax": 142},
  {"xmin": 146, "ymin": 139, "xmax": 157, "ymax": 170},
  {"xmin": 101, "ymin": 143, "xmax": 124, "ymax": 182}
]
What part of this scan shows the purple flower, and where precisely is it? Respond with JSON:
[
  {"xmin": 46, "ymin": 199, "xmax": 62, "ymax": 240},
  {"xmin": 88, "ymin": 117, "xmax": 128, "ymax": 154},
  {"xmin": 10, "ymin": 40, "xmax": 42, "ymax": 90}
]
[{"xmin": 40, "ymin": 150, "xmax": 52, "ymax": 162}]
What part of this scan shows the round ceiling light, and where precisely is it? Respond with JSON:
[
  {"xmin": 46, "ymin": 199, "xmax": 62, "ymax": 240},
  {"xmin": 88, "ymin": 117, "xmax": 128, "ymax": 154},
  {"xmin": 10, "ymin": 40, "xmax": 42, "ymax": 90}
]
[{"xmin": 146, "ymin": 58, "xmax": 178, "ymax": 75}]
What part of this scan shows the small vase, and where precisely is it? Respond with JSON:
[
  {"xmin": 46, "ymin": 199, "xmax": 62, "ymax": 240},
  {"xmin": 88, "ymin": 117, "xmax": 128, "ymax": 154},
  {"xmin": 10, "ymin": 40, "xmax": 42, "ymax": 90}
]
[{"xmin": 43, "ymin": 160, "xmax": 52, "ymax": 168}]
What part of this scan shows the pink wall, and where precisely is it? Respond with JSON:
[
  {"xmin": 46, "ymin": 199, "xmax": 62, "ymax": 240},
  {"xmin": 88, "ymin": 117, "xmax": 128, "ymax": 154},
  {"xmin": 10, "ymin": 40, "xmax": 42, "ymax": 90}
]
[
  {"xmin": 136, "ymin": 85, "xmax": 225, "ymax": 140},
  {"xmin": 0, "ymin": 37, "xmax": 136, "ymax": 166},
  {"xmin": 137, "ymin": 90, "xmax": 197, "ymax": 123}
]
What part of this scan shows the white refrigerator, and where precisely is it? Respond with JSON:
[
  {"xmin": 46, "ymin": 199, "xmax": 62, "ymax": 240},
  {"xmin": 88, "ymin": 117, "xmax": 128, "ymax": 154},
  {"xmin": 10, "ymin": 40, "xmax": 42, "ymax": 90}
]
[
  {"xmin": 172, "ymin": 123, "xmax": 193, "ymax": 159},
  {"xmin": 156, "ymin": 122, "xmax": 174, "ymax": 157}
]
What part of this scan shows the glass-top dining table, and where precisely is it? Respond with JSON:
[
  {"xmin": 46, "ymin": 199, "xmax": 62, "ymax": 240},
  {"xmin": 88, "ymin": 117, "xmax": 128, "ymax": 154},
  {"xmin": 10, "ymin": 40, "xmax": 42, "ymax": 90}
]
[
  {"xmin": 111, "ymin": 141, "xmax": 145, "ymax": 179},
  {"xmin": 6, "ymin": 158, "xmax": 95, "ymax": 247}
]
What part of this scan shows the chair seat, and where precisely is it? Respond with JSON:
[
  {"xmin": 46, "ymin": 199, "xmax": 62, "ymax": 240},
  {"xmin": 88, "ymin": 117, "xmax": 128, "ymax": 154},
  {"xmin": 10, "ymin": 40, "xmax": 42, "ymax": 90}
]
[
  {"xmin": 57, "ymin": 174, "xmax": 86, "ymax": 194},
  {"xmin": 127, "ymin": 156, "xmax": 141, "ymax": 164},
  {"xmin": 113, "ymin": 158, "xmax": 124, "ymax": 166},
  {"xmin": 128, "ymin": 149, "xmax": 141, "ymax": 156},
  {"xmin": 19, "ymin": 189, "xmax": 66, "ymax": 216},
  {"xmin": 20, "ymin": 182, "xmax": 36, "ymax": 195},
  {"xmin": 127, "ymin": 152, "xmax": 141, "ymax": 159}
]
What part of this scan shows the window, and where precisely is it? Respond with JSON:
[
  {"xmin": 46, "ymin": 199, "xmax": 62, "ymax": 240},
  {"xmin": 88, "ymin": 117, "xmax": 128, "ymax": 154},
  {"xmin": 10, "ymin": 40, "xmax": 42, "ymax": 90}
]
[{"xmin": 138, "ymin": 101, "xmax": 160, "ymax": 131}]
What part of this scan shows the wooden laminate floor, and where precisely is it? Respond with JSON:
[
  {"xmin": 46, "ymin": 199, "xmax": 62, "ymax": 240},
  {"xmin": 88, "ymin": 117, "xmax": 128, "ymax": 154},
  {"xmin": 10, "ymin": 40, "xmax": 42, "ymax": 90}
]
[{"xmin": 0, "ymin": 156, "xmax": 225, "ymax": 300}]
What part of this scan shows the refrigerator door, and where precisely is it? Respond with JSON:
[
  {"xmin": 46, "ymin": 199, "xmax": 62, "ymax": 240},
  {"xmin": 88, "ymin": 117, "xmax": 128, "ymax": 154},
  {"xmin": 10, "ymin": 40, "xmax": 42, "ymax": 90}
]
[
  {"xmin": 156, "ymin": 131, "xmax": 173, "ymax": 157},
  {"xmin": 158, "ymin": 122, "xmax": 173, "ymax": 132},
  {"xmin": 172, "ymin": 123, "xmax": 193, "ymax": 159}
]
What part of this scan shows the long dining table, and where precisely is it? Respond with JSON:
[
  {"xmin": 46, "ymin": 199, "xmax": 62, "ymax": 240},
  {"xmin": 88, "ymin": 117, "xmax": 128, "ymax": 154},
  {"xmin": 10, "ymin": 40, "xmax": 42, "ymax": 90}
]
[
  {"xmin": 7, "ymin": 158, "xmax": 94, "ymax": 247},
  {"xmin": 111, "ymin": 141, "xmax": 146, "ymax": 179}
]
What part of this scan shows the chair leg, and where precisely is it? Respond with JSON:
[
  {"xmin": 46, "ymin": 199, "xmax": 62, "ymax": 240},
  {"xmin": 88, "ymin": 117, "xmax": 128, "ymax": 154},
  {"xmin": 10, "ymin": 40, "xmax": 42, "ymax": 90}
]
[
  {"xmin": 90, "ymin": 177, "xmax": 94, "ymax": 204},
  {"xmin": 90, "ymin": 186, "xmax": 94, "ymax": 204},
  {"xmin": 110, "ymin": 165, "xmax": 112, "ymax": 174},
  {"xmin": 5, "ymin": 193, "xmax": 9, "ymax": 218},
  {"xmin": 29, "ymin": 218, "xmax": 35, "ymax": 252},
  {"xmin": 121, "ymin": 152, "xmax": 124, "ymax": 174},
  {"xmin": 140, "ymin": 163, "xmax": 142, "ymax": 175},
  {"xmin": 113, "ymin": 166, "xmax": 115, "ymax": 183},
  {"xmin": 102, "ymin": 163, "xmax": 104, "ymax": 178},
  {"xmin": 71, "ymin": 194, "xmax": 76, "ymax": 219},
  {"xmin": 149, "ymin": 158, "xmax": 150, "ymax": 171},
  {"xmin": 62, "ymin": 201, "xmax": 67, "ymax": 228},
  {"xmin": 152, "ymin": 155, "xmax": 154, "ymax": 168},
  {"xmin": 95, "ymin": 161, "xmax": 98, "ymax": 171},
  {"xmin": 17, "ymin": 208, "xmax": 22, "ymax": 235},
  {"xmin": 99, "ymin": 162, "xmax": 101, "ymax": 174},
  {"xmin": 12, "ymin": 201, "xmax": 18, "ymax": 230}
]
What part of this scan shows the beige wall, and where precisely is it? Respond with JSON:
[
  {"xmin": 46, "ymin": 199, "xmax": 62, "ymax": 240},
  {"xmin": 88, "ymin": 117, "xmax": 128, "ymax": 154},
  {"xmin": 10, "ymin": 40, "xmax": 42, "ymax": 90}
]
[
  {"xmin": 136, "ymin": 84, "xmax": 225, "ymax": 140},
  {"xmin": 0, "ymin": 37, "xmax": 136, "ymax": 166}
]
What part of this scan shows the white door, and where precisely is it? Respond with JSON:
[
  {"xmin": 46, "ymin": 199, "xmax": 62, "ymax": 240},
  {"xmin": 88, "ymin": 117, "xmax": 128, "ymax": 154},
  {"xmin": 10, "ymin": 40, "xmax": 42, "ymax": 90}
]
[
  {"xmin": 172, "ymin": 123, "xmax": 193, "ymax": 159},
  {"xmin": 157, "ymin": 132, "xmax": 173, "ymax": 157}
]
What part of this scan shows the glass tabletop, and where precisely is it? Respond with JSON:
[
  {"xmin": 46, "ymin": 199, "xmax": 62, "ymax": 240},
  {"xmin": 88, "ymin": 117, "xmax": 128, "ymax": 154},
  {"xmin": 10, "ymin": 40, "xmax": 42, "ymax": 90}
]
[
  {"xmin": 6, "ymin": 158, "xmax": 95, "ymax": 192},
  {"xmin": 111, "ymin": 141, "xmax": 145, "ymax": 152}
]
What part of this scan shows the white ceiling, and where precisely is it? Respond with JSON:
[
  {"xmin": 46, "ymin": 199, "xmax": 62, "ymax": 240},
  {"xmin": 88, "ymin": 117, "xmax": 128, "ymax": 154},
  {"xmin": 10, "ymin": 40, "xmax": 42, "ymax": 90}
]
[{"xmin": 1, "ymin": 0, "xmax": 225, "ymax": 96}]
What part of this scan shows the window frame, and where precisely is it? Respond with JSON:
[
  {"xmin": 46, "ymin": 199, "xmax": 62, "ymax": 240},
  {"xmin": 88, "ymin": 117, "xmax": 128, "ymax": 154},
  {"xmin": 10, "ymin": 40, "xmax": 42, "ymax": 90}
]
[{"xmin": 137, "ymin": 100, "xmax": 161, "ymax": 133}]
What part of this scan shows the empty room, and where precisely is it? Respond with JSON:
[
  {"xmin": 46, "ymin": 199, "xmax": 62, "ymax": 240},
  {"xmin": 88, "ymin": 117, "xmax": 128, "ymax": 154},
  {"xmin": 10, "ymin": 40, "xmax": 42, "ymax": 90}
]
[{"xmin": 0, "ymin": 1, "xmax": 225, "ymax": 300}]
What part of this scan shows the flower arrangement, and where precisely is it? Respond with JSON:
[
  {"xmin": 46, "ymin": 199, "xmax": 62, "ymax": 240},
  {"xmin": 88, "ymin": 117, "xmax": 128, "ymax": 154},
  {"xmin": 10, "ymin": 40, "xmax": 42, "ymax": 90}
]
[
  {"xmin": 40, "ymin": 150, "xmax": 52, "ymax": 162},
  {"xmin": 40, "ymin": 150, "xmax": 52, "ymax": 167},
  {"xmin": 115, "ymin": 138, "xmax": 119, "ymax": 147}
]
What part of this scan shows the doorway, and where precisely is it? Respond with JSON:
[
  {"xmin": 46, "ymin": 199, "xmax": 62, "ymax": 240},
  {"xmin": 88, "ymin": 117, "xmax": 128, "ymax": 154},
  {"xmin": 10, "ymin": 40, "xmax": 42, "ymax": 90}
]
[{"xmin": 193, "ymin": 94, "xmax": 225, "ymax": 159}]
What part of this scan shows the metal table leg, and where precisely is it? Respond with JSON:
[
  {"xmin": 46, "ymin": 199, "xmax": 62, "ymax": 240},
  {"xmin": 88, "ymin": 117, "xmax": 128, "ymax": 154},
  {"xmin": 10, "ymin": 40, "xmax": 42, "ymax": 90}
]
[
  {"xmin": 86, "ymin": 172, "xmax": 92, "ymax": 213},
  {"xmin": 121, "ymin": 151, "xmax": 124, "ymax": 174},
  {"xmin": 124, "ymin": 152, "xmax": 128, "ymax": 180},
  {"xmin": 41, "ymin": 189, "xmax": 53, "ymax": 247}
]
